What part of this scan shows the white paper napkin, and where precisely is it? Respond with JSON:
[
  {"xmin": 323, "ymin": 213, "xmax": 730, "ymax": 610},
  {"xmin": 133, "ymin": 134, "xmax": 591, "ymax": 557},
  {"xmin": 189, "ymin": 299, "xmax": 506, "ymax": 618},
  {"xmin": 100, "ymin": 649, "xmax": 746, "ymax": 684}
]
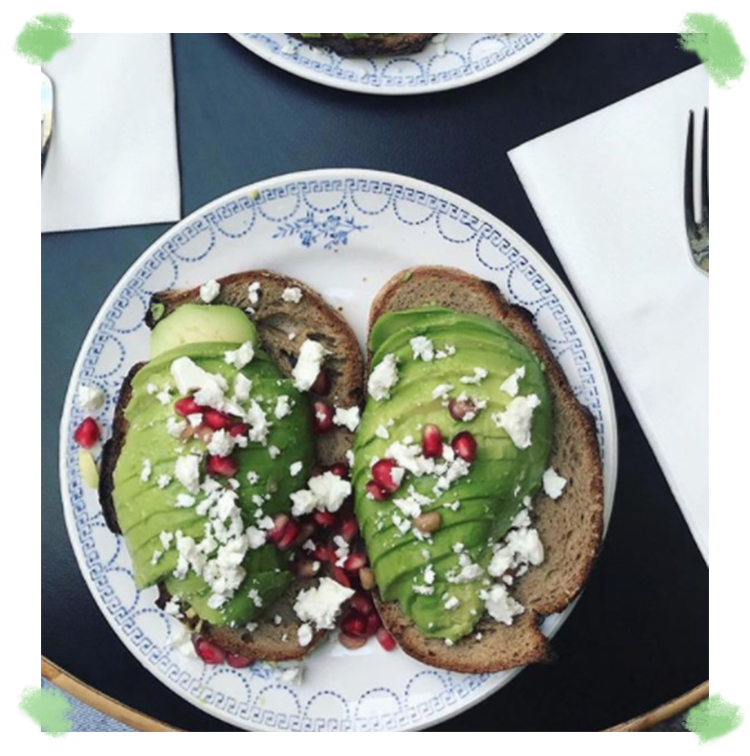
[
  {"xmin": 510, "ymin": 66, "xmax": 709, "ymax": 563},
  {"xmin": 41, "ymin": 33, "xmax": 181, "ymax": 233}
]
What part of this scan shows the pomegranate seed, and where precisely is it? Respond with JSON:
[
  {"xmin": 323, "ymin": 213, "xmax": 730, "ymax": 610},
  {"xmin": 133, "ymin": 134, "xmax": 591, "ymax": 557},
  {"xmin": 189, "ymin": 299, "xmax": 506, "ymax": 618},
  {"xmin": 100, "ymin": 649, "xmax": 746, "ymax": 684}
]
[
  {"xmin": 229, "ymin": 423, "xmax": 249, "ymax": 438},
  {"xmin": 175, "ymin": 397, "xmax": 203, "ymax": 417},
  {"xmin": 294, "ymin": 522, "xmax": 316, "ymax": 548},
  {"xmin": 277, "ymin": 520, "xmax": 301, "ymax": 551},
  {"xmin": 226, "ymin": 653, "xmax": 254, "ymax": 669},
  {"xmin": 366, "ymin": 481, "xmax": 389, "ymax": 501},
  {"xmin": 329, "ymin": 462, "xmax": 350, "ymax": 480},
  {"xmin": 74, "ymin": 417, "xmax": 100, "ymax": 449},
  {"xmin": 349, "ymin": 592, "xmax": 375, "ymax": 616},
  {"xmin": 294, "ymin": 559, "xmax": 321, "ymax": 580},
  {"xmin": 312, "ymin": 511, "xmax": 336, "ymax": 528},
  {"xmin": 203, "ymin": 409, "xmax": 233, "ymax": 431},
  {"xmin": 449, "ymin": 397, "xmax": 479, "ymax": 422},
  {"xmin": 452, "ymin": 432, "xmax": 478, "ymax": 462},
  {"xmin": 194, "ymin": 637, "xmax": 226, "ymax": 665},
  {"xmin": 313, "ymin": 543, "xmax": 330, "ymax": 562},
  {"xmin": 311, "ymin": 370, "xmax": 331, "ymax": 396},
  {"xmin": 377, "ymin": 628, "xmax": 397, "ymax": 652},
  {"xmin": 372, "ymin": 459, "xmax": 403, "ymax": 493},
  {"xmin": 312, "ymin": 401, "xmax": 334, "ymax": 434},
  {"xmin": 340, "ymin": 612, "xmax": 367, "ymax": 638},
  {"xmin": 206, "ymin": 455, "xmax": 238, "ymax": 477},
  {"xmin": 365, "ymin": 612, "xmax": 382, "ymax": 636},
  {"xmin": 422, "ymin": 424, "xmax": 444, "ymax": 459},
  {"xmin": 339, "ymin": 632, "xmax": 368, "ymax": 651},
  {"xmin": 332, "ymin": 566, "xmax": 352, "ymax": 588},
  {"xmin": 337, "ymin": 514, "xmax": 359, "ymax": 543},
  {"xmin": 267, "ymin": 515, "xmax": 290, "ymax": 544},
  {"xmin": 359, "ymin": 567, "xmax": 376, "ymax": 591},
  {"xmin": 344, "ymin": 553, "xmax": 368, "ymax": 573}
]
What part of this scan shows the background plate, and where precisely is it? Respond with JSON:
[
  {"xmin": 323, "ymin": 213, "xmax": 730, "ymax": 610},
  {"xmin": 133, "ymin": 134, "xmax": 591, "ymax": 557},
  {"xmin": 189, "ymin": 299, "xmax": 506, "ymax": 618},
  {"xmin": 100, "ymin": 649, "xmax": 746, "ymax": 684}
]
[
  {"xmin": 59, "ymin": 169, "xmax": 616, "ymax": 732},
  {"xmin": 228, "ymin": 34, "xmax": 563, "ymax": 95}
]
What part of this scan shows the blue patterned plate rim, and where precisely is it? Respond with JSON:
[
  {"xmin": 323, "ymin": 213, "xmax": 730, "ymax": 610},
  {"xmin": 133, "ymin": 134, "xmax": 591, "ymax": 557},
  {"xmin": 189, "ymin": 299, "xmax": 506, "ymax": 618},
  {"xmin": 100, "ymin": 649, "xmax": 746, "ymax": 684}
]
[{"xmin": 59, "ymin": 168, "xmax": 617, "ymax": 732}]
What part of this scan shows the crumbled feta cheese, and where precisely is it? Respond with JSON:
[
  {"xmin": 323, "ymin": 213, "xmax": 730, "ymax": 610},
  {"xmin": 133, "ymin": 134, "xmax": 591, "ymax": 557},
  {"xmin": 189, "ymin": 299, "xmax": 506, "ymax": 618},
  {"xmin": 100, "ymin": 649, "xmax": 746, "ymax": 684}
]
[
  {"xmin": 393, "ymin": 486, "xmax": 431, "ymax": 519},
  {"xmin": 290, "ymin": 472, "xmax": 352, "ymax": 517},
  {"xmin": 444, "ymin": 596, "xmax": 460, "ymax": 611},
  {"xmin": 208, "ymin": 429, "xmax": 235, "ymax": 457},
  {"xmin": 543, "ymin": 468, "xmax": 568, "ymax": 500},
  {"xmin": 247, "ymin": 471, "xmax": 260, "ymax": 485},
  {"xmin": 290, "ymin": 461, "xmax": 303, "ymax": 477},
  {"xmin": 424, "ymin": 565, "xmax": 436, "ymax": 585},
  {"xmin": 245, "ymin": 400, "xmax": 270, "ymax": 444},
  {"xmin": 77, "ymin": 385, "xmax": 105, "ymax": 413},
  {"xmin": 432, "ymin": 384, "xmax": 454, "ymax": 401},
  {"xmin": 234, "ymin": 373, "xmax": 253, "ymax": 401},
  {"xmin": 334, "ymin": 406, "xmax": 361, "ymax": 432},
  {"xmin": 275, "ymin": 395, "xmax": 293, "ymax": 419},
  {"xmin": 157, "ymin": 474, "xmax": 172, "ymax": 489},
  {"xmin": 225, "ymin": 342, "xmax": 255, "ymax": 369},
  {"xmin": 275, "ymin": 663, "xmax": 304, "ymax": 686},
  {"xmin": 140, "ymin": 459, "xmax": 153, "ymax": 482},
  {"xmin": 268, "ymin": 446, "xmax": 281, "ymax": 460},
  {"xmin": 248, "ymin": 588, "xmax": 263, "ymax": 608},
  {"xmin": 245, "ymin": 527, "xmax": 267, "ymax": 550},
  {"xmin": 281, "ymin": 287, "xmax": 303, "ymax": 304},
  {"xmin": 164, "ymin": 596, "xmax": 182, "ymax": 617},
  {"xmin": 200, "ymin": 279, "xmax": 221, "ymax": 303},
  {"xmin": 293, "ymin": 578, "xmax": 355, "ymax": 630},
  {"xmin": 151, "ymin": 550, "xmax": 163, "ymax": 565},
  {"xmin": 292, "ymin": 340, "xmax": 328, "ymax": 392},
  {"xmin": 333, "ymin": 535, "xmax": 350, "ymax": 567},
  {"xmin": 414, "ymin": 584, "xmax": 435, "ymax": 596},
  {"xmin": 481, "ymin": 585, "xmax": 525, "ymax": 625},
  {"xmin": 346, "ymin": 450, "xmax": 355, "ymax": 467},
  {"xmin": 171, "ymin": 357, "xmax": 228, "ymax": 398},
  {"xmin": 248, "ymin": 282, "xmax": 261, "ymax": 305},
  {"xmin": 174, "ymin": 455, "xmax": 201, "ymax": 494},
  {"xmin": 492, "ymin": 394, "xmax": 542, "ymax": 450},
  {"xmin": 410, "ymin": 336, "xmax": 435, "ymax": 362},
  {"xmin": 375, "ymin": 425, "xmax": 390, "ymax": 440},
  {"xmin": 159, "ymin": 531, "xmax": 174, "ymax": 550},
  {"xmin": 175, "ymin": 494, "xmax": 196, "ymax": 509},
  {"xmin": 298, "ymin": 623, "xmax": 314, "ymax": 647},
  {"xmin": 460, "ymin": 368, "xmax": 488, "ymax": 385},
  {"xmin": 187, "ymin": 413, "xmax": 203, "ymax": 428},
  {"xmin": 166, "ymin": 417, "xmax": 188, "ymax": 439},
  {"xmin": 500, "ymin": 366, "xmax": 526, "ymax": 398},
  {"xmin": 368, "ymin": 354, "xmax": 399, "ymax": 401}
]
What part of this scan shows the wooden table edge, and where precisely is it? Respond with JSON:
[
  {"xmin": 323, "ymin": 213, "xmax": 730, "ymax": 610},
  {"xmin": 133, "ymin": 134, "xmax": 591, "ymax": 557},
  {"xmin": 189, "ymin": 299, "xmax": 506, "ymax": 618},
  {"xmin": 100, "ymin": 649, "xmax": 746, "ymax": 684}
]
[{"xmin": 41, "ymin": 656, "xmax": 708, "ymax": 733}]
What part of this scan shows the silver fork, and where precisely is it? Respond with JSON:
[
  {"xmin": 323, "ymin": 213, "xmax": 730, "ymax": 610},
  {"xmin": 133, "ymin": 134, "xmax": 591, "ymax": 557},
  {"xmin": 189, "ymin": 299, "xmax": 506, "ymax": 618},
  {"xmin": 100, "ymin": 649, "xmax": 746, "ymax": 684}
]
[
  {"xmin": 684, "ymin": 108, "xmax": 709, "ymax": 274},
  {"xmin": 41, "ymin": 70, "xmax": 54, "ymax": 176}
]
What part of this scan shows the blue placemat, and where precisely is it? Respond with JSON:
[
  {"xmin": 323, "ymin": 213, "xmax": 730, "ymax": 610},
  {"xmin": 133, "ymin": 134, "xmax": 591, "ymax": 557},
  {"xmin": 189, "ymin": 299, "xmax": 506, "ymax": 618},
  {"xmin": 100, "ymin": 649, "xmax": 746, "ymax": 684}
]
[{"xmin": 40, "ymin": 678, "xmax": 133, "ymax": 733}]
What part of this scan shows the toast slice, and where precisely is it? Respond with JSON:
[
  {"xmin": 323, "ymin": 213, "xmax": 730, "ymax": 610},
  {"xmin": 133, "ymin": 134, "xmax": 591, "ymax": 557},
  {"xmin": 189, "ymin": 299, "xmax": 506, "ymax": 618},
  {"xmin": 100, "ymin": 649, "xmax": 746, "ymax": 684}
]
[
  {"xmin": 100, "ymin": 270, "xmax": 364, "ymax": 662},
  {"xmin": 366, "ymin": 267, "xmax": 604, "ymax": 673},
  {"xmin": 290, "ymin": 34, "xmax": 436, "ymax": 58}
]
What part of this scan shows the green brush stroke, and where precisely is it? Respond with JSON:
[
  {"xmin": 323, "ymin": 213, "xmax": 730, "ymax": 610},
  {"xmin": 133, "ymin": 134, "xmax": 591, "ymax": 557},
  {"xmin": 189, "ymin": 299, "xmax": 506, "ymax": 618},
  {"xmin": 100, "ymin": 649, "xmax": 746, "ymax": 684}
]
[
  {"xmin": 685, "ymin": 694, "xmax": 744, "ymax": 744},
  {"xmin": 19, "ymin": 686, "xmax": 73, "ymax": 737},
  {"xmin": 680, "ymin": 13, "xmax": 746, "ymax": 88},
  {"xmin": 14, "ymin": 14, "xmax": 73, "ymax": 65}
]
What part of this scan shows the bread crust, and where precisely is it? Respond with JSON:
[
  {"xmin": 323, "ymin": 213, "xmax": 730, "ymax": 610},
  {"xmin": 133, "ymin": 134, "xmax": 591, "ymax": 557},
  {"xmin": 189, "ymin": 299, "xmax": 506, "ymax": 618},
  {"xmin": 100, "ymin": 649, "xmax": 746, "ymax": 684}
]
[
  {"xmin": 366, "ymin": 266, "xmax": 604, "ymax": 673},
  {"xmin": 99, "ymin": 270, "xmax": 364, "ymax": 662},
  {"xmin": 289, "ymin": 33, "xmax": 436, "ymax": 58}
]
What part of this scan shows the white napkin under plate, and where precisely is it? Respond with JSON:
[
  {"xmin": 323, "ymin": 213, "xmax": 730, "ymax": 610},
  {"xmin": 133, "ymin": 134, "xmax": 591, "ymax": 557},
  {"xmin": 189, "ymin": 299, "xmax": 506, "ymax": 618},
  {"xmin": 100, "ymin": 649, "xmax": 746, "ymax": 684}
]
[
  {"xmin": 41, "ymin": 33, "xmax": 181, "ymax": 233},
  {"xmin": 510, "ymin": 65, "xmax": 709, "ymax": 563}
]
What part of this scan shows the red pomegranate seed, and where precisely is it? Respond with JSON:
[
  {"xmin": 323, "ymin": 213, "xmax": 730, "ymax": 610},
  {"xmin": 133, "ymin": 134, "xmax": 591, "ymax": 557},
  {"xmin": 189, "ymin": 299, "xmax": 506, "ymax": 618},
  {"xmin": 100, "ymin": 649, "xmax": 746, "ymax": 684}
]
[
  {"xmin": 194, "ymin": 637, "xmax": 226, "ymax": 665},
  {"xmin": 339, "ymin": 632, "xmax": 368, "ymax": 651},
  {"xmin": 344, "ymin": 553, "xmax": 368, "ymax": 573},
  {"xmin": 74, "ymin": 417, "xmax": 100, "ymax": 449},
  {"xmin": 313, "ymin": 543, "xmax": 330, "ymax": 562},
  {"xmin": 332, "ymin": 566, "xmax": 352, "ymax": 588},
  {"xmin": 311, "ymin": 370, "xmax": 331, "ymax": 396},
  {"xmin": 349, "ymin": 592, "xmax": 374, "ymax": 616},
  {"xmin": 277, "ymin": 520, "xmax": 301, "ymax": 551},
  {"xmin": 174, "ymin": 397, "xmax": 203, "ymax": 417},
  {"xmin": 312, "ymin": 401, "xmax": 334, "ymax": 434},
  {"xmin": 229, "ymin": 423, "xmax": 249, "ymax": 438},
  {"xmin": 449, "ymin": 397, "xmax": 480, "ymax": 422},
  {"xmin": 422, "ymin": 424, "xmax": 444, "ymax": 458},
  {"xmin": 312, "ymin": 511, "xmax": 336, "ymax": 528},
  {"xmin": 267, "ymin": 515, "xmax": 290, "ymax": 544},
  {"xmin": 203, "ymin": 409, "xmax": 233, "ymax": 431},
  {"xmin": 294, "ymin": 559, "xmax": 321, "ymax": 580},
  {"xmin": 366, "ymin": 481, "xmax": 389, "ymax": 501},
  {"xmin": 195, "ymin": 425, "xmax": 214, "ymax": 445},
  {"xmin": 226, "ymin": 653, "xmax": 254, "ymax": 669},
  {"xmin": 365, "ymin": 612, "xmax": 382, "ymax": 636},
  {"xmin": 337, "ymin": 514, "xmax": 359, "ymax": 543},
  {"xmin": 452, "ymin": 432, "xmax": 478, "ymax": 462},
  {"xmin": 377, "ymin": 628, "xmax": 397, "ymax": 652},
  {"xmin": 206, "ymin": 455, "xmax": 238, "ymax": 477},
  {"xmin": 329, "ymin": 463, "xmax": 350, "ymax": 480},
  {"xmin": 340, "ymin": 612, "xmax": 367, "ymax": 638},
  {"xmin": 372, "ymin": 459, "xmax": 403, "ymax": 493}
]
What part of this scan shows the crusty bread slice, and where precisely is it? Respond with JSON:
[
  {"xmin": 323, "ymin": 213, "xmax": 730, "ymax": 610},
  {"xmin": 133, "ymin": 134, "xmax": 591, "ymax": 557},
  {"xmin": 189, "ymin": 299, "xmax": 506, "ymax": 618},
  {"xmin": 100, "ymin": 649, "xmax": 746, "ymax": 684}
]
[
  {"xmin": 289, "ymin": 33, "xmax": 436, "ymax": 58},
  {"xmin": 367, "ymin": 266, "xmax": 604, "ymax": 674},
  {"xmin": 100, "ymin": 270, "xmax": 363, "ymax": 662}
]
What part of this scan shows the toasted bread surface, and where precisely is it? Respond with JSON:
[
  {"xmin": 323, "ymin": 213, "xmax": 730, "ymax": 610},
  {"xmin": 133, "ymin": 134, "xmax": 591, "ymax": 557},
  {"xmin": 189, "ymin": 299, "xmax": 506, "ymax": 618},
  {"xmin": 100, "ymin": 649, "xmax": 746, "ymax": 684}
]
[
  {"xmin": 290, "ymin": 33, "xmax": 436, "ymax": 57},
  {"xmin": 367, "ymin": 266, "xmax": 604, "ymax": 673},
  {"xmin": 100, "ymin": 271, "xmax": 363, "ymax": 661}
]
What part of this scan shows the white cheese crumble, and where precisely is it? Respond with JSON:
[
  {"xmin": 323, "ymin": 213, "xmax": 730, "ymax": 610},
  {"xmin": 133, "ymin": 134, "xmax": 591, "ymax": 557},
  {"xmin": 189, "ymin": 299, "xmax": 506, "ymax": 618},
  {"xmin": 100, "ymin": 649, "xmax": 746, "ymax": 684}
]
[
  {"xmin": 246, "ymin": 471, "xmax": 260, "ymax": 485},
  {"xmin": 170, "ymin": 357, "xmax": 228, "ymax": 399},
  {"xmin": 224, "ymin": 342, "xmax": 255, "ymax": 369},
  {"xmin": 333, "ymin": 406, "xmax": 361, "ymax": 432},
  {"xmin": 140, "ymin": 459, "xmax": 153, "ymax": 483},
  {"xmin": 166, "ymin": 417, "xmax": 188, "ymax": 439},
  {"xmin": 293, "ymin": 577, "xmax": 355, "ymax": 630},
  {"xmin": 174, "ymin": 455, "xmax": 201, "ymax": 494},
  {"xmin": 444, "ymin": 596, "xmax": 460, "ymax": 611},
  {"xmin": 157, "ymin": 475, "xmax": 172, "ymax": 490},
  {"xmin": 297, "ymin": 623, "xmax": 314, "ymax": 647},
  {"xmin": 460, "ymin": 368, "xmax": 489, "ymax": 385},
  {"xmin": 248, "ymin": 282, "xmax": 261, "ymax": 305},
  {"xmin": 431, "ymin": 384, "xmax": 454, "ymax": 401},
  {"xmin": 500, "ymin": 366, "xmax": 526, "ymax": 398},
  {"xmin": 275, "ymin": 395, "xmax": 293, "ymax": 419},
  {"xmin": 245, "ymin": 527, "xmax": 267, "ymax": 550},
  {"xmin": 481, "ymin": 585, "xmax": 525, "ymax": 625},
  {"xmin": 292, "ymin": 340, "xmax": 327, "ymax": 392},
  {"xmin": 368, "ymin": 354, "xmax": 399, "ymax": 401},
  {"xmin": 281, "ymin": 287, "xmax": 303, "ymax": 304},
  {"xmin": 268, "ymin": 446, "xmax": 281, "ymax": 460},
  {"xmin": 290, "ymin": 472, "xmax": 352, "ymax": 517},
  {"xmin": 393, "ymin": 486, "xmax": 431, "ymax": 519},
  {"xmin": 492, "ymin": 394, "xmax": 542, "ymax": 450},
  {"xmin": 77, "ymin": 385, "xmax": 105, "ymax": 413},
  {"xmin": 208, "ymin": 429, "xmax": 235, "ymax": 458},
  {"xmin": 410, "ymin": 336, "xmax": 435, "ymax": 362},
  {"xmin": 543, "ymin": 468, "xmax": 568, "ymax": 500},
  {"xmin": 175, "ymin": 494, "xmax": 196, "ymax": 509},
  {"xmin": 375, "ymin": 425, "xmax": 390, "ymax": 440},
  {"xmin": 290, "ymin": 461, "xmax": 304, "ymax": 477},
  {"xmin": 234, "ymin": 373, "xmax": 253, "ymax": 401},
  {"xmin": 200, "ymin": 279, "xmax": 221, "ymax": 303}
]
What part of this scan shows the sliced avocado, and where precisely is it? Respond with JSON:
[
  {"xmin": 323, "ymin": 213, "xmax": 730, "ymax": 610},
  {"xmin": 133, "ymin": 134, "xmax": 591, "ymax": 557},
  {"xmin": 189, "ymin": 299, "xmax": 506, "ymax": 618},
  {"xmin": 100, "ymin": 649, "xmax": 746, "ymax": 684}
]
[{"xmin": 150, "ymin": 304, "xmax": 259, "ymax": 359}]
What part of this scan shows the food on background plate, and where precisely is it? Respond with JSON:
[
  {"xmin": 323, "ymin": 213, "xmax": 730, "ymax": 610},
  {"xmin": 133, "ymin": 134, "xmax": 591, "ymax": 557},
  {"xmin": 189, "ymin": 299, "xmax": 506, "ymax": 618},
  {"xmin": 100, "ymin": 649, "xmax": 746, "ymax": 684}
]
[
  {"xmin": 352, "ymin": 267, "xmax": 604, "ymax": 673},
  {"xmin": 290, "ymin": 34, "xmax": 438, "ymax": 57},
  {"xmin": 95, "ymin": 271, "xmax": 378, "ymax": 666}
]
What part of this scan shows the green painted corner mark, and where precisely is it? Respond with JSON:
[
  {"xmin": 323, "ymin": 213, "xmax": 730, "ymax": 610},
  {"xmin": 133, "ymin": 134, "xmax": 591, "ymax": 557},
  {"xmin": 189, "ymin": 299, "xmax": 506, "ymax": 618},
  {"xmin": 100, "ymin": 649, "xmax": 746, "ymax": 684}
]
[
  {"xmin": 685, "ymin": 694, "xmax": 744, "ymax": 744},
  {"xmin": 19, "ymin": 686, "xmax": 73, "ymax": 737},
  {"xmin": 14, "ymin": 14, "xmax": 73, "ymax": 65},
  {"xmin": 680, "ymin": 13, "xmax": 746, "ymax": 88}
]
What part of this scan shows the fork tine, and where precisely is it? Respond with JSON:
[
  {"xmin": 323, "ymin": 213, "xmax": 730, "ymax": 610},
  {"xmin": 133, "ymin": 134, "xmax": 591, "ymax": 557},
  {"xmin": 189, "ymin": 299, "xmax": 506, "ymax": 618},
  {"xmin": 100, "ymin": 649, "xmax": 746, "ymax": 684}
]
[
  {"xmin": 684, "ymin": 110, "xmax": 696, "ymax": 234},
  {"xmin": 701, "ymin": 108, "xmax": 709, "ymax": 228}
]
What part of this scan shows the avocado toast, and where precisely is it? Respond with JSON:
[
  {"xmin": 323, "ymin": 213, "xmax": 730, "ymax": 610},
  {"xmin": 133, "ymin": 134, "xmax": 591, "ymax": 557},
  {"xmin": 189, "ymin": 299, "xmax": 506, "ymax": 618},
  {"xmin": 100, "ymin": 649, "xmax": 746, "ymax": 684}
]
[
  {"xmin": 290, "ymin": 34, "xmax": 437, "ymax": 57},
  {"xmin": 352, "ymin": 267, "xmax": 604, "ymax": 673},
  {"xmin": 99, "ymin": 271, "xmax": 364, "ymax": 663}
]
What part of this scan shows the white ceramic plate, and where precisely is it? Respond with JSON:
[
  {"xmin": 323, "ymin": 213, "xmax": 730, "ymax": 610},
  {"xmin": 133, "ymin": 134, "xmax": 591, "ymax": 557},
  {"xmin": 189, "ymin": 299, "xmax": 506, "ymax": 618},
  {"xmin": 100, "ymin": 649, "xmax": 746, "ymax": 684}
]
[
  {"xmin": 228, "ymin": 34, "xmax": 563, "ymax": 95},
  {"xmin": 60, "ymin": 169, "xmax": 616, "ymax": 732}
]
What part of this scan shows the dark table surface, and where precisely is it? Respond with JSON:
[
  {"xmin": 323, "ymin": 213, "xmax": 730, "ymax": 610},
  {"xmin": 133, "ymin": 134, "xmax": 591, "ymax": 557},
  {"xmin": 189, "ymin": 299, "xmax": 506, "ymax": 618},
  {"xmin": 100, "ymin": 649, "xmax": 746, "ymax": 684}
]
[{"xmin": 42, "ymin": 33, "xmax": 708, "ymax": 732}]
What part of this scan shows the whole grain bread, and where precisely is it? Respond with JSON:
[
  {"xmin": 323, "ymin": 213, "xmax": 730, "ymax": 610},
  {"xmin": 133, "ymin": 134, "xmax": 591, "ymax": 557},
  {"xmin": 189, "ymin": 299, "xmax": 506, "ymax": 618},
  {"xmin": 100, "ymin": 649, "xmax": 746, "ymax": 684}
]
[
  {"xmin": 100, "ymin": 270, "xmax": 364, "ymax": 662},
  {"xmin": 367, "ymin": 267, "xmax": 605, "ymax": 674},
  {"xmin": 289, "ymin": 33, "xmax": 436, "ymax": 57}
]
